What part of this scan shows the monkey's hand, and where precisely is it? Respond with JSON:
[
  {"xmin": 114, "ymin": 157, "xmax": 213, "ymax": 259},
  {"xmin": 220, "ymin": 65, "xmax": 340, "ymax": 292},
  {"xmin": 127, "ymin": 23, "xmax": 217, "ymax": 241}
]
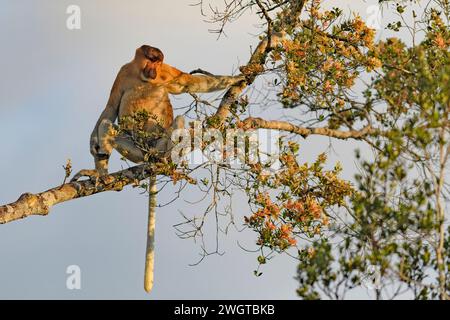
[{"xmin": 90, "ymin": 135, "xmax": 100, "ymax": 157}]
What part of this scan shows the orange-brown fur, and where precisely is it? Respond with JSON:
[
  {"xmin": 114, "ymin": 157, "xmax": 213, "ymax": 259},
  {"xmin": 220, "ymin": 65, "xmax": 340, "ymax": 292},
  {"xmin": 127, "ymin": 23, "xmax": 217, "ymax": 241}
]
[{"xmin": 76, "ymin": 45, "xmax": 244, "ymax": 176}]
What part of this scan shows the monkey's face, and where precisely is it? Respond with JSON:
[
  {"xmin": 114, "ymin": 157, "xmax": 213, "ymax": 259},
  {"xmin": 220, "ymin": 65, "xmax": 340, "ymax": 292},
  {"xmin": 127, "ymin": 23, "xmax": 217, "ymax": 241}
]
[{"xmin": 136, "ymin": 45, "xmax": 164, "ymax": 81}]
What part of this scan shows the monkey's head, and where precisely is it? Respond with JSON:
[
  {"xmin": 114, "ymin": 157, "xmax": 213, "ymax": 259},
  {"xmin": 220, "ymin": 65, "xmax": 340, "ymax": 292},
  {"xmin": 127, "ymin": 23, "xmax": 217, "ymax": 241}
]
[{"xmin": 135, "ymin": 45, "xmax": 164, "ymax": 81}]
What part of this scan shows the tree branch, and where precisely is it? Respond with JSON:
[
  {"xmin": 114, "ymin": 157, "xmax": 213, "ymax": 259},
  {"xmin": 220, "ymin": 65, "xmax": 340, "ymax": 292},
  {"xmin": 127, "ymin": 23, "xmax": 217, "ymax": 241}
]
[
  {"xmin": 239, "ymin": 117, "xmax": 375, "ymax": 139},
  {"xmin": 213, "ymin": 31, "xmax": 286, "ymax": 124},
  {"xmin": 0, "ymin": 164, "xmax": 158, "ymax": 224},
  {"xmin": 212, "ymin": 0, "xmax": 305, "ymax": 124}
]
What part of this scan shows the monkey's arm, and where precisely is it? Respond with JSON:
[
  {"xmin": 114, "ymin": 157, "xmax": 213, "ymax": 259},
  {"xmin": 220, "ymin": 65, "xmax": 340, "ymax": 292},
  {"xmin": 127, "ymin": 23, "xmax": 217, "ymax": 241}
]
[
  {"xmin": 166, "ymin": 72, "xmax": 245, "ymax": 95},
  {"xmin": 90, "ymin": 78, "xmax": 122, "ymax": 157}
]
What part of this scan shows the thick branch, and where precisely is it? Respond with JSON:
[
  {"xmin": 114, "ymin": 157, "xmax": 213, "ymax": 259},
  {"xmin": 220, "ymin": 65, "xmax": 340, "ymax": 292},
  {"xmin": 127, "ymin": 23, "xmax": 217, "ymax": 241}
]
[
  {"xmin": 0, "ymin": 164, "xmax": 157, "ymax": 224},
  {"xmin": 240, "ymin": 117, "xmax": 375, "ymax": 139}
]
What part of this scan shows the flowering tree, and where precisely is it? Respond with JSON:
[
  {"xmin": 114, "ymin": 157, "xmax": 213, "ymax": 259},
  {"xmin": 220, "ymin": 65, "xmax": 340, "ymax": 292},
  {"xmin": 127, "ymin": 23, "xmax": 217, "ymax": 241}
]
[{"xmin": 1, "ymin": 0, "xmax": 449, "ymax": 299}]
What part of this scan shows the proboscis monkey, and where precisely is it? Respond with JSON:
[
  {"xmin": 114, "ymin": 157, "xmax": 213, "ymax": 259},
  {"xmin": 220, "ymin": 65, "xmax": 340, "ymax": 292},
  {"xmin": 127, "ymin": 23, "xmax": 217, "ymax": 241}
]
[{"xmin": 71, "ymin": 45, "xmax": 245, "ymax": 293}]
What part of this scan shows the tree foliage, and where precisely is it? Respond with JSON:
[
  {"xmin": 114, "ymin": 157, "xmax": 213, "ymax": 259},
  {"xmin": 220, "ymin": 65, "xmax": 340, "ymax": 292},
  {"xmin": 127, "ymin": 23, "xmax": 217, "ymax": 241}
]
[
  {"xmin": 191, "ymin": 0, "xmax": 450, "ymax": 300},
  {"xmin": 2, "ymin": 0, "xmax": 449, "ymax": 300}
]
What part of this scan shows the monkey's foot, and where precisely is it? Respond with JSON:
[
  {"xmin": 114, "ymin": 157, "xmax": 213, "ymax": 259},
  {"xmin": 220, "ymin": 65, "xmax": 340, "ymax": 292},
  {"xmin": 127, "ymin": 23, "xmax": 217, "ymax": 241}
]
[
  {"xmin": 71, "ymin": 169, "xmax": 100, "ymax": 182},
  {"xmin": 70, "ymin": 169, "xmax": 114, "ymax": 187}
]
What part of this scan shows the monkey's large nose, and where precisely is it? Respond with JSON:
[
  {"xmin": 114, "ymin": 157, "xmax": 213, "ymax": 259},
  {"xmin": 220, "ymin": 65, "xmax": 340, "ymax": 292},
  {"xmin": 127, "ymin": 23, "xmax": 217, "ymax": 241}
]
[{"xmin": 144, "ymin": 66, "xmax": 157, "ymax": 79}]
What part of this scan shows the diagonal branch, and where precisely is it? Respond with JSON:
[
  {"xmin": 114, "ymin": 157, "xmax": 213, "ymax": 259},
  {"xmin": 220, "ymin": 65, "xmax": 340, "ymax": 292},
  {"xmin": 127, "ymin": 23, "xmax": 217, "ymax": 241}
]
[
  {"xmin": 212, "ymin": 0, "xmax": 305, "ymax": 124},
  {"xmin": 213, "ymin": 31, "xmax": 286, "ymax": 124},
  {"xmin": 0, "ymin": 164, "xmax": 158, "ymax": 224}
]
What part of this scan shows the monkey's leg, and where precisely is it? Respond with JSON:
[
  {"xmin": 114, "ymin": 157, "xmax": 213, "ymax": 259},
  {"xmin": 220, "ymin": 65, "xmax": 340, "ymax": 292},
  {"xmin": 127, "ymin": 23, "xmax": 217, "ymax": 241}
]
[
  {"xmin": 114, "ymin": 135, "xmax": 146, "ymax": 163},
  {"xmin": 95, "ymin": 119, "xmax": 119, "ymax": 175},
  {"xmin": 98, "ymin": 119, "xmax": 151, "ymax": 164},
  {"xmin": 71, "ymin": 120, "xmax": 144, "ymax": 182},
  {"xmin": 71, "ymin": 120, "xmax": 117, "ymax": 182},
  {"xmin": 154, "ymin": 115, "xmax": 186, "ymax": 157}
]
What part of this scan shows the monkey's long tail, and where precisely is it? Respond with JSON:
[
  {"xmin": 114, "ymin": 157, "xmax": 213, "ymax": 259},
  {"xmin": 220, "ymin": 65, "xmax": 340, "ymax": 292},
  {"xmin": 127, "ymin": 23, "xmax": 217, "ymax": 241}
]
[{"xmin": 144, "ymin": 175, "xmax": 157, "ymax": 293}]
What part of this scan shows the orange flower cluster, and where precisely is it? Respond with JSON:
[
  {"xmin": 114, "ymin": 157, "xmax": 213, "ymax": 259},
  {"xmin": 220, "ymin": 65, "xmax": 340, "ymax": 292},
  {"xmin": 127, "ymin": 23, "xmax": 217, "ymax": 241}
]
[
  {"xmin": 247, "ymin": 194, "xmax": 328, "ymax": 250},
  {"xmin": 245, "ymin": 142, "xmax": 353, "ymax": 253},
  {"xmin": 284, "ymin": 199, "xmax": 305, "ymax": 215},
  {"xmin": 276, "ymin": 1, "xmax": 383, "ymax": 112},
  {"xmin": 255, "ymin": 192, "xmax": 281, "ymax": 218}
]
